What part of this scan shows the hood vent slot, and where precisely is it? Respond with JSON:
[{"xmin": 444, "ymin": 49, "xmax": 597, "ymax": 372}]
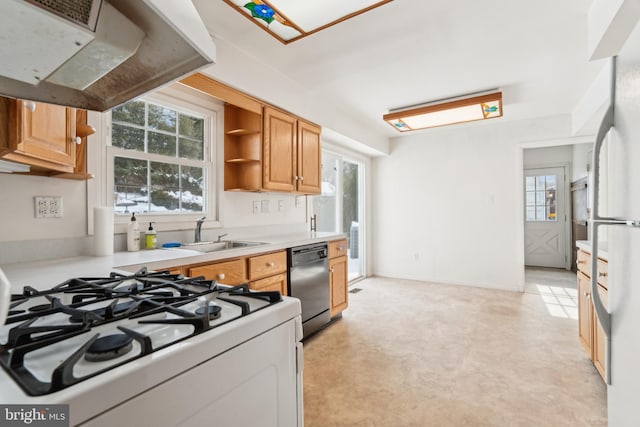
[{"xmin": 26, "ymin": 0, "xmax": 101, "ymax": 30}]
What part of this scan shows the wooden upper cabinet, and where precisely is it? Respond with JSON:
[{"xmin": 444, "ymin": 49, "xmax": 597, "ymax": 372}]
[
  {"xmin": 263, "ymin": 107, "xmax": 321, "ymax": 194},
  {"xmin": 263, "ymin": 106, "xmax": 297, "ymax": 192},
  {"xmin": 297, "ymin": 120, "xmax": 321, "ymax": 194},
  {"xmin": 0, "ymin": 98, "xmax": 76, "ymax": 173}
]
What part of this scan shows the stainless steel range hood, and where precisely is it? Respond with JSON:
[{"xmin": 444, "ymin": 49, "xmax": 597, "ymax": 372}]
[{"xmin": 0, "ymin": 0, "xmax": 216, "ymax": 111}]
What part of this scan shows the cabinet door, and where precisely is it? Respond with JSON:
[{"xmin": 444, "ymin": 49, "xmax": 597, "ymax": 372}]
[
  {"xmin": 329, "ymin": 256, "xmax": 348, "ymax": 317},
  {"xmin": 250, "ymin": 273, "xmax": 288, "ymax": 296},
  {"xmin": 593, "ymin": 285, "xmax": 608, "ymax": 380},
  {"xmin": 296, "ymin": 120, "xmax": 321, "ymax": 194},
  {"xmin": 188, "ymin": 259, "xmax": 247, "ymax": 285},
  {"xmin": 263, "ymin": 107, "xmax": 296, "ymax": 192},
  {"xmin": 577, "ymin": 271, "xmax": 593, "ymax": 355},
  {"xmin": 6, "ymin": 99, "xmax": 76, "ymax": 172}
]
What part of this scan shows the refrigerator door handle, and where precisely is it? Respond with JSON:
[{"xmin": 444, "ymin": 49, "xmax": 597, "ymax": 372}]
[{"xmin": 589, "ymin": 57, "xmax": 615, "ymax": 384}]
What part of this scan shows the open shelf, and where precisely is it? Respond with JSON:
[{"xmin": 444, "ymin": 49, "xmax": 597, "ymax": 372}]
[{"xmin": 224, "ymin": 103, "xmax": 263, "ymax": 191}]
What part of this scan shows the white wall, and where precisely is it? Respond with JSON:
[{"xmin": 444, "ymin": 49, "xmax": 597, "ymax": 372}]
[
  {"xmin": 523, "ymin": 145, "xmax": 573, "ymax": 168},
  {"xmin": 372, "ymin": 115, "xmax": 574, "ymax": 291},
  {"xmin": 572, "ymin": 142, "xmax": 593, "ymax": 181},
  {"xmin": 0, "ymin": 174, "xmax": 87, "ymax": 242}
]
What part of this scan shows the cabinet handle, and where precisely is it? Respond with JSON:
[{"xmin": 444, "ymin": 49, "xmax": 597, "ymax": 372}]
[
  {"xmin": 267, "ymin": 261, "xmax": 275, "ymax": 267},
  {"xmin": 584, "ymin": 292, "xmax": 591, "ymax": 297},
  {"xmin": 217, "ymin": 273, "xmax": 225, "ymax": 280},
  {"xmin": 598, "ymin": 272, "xmax": 608, "ymax": 277},
  {"xmin": 338, "ymin": 246, "xmax": 345, "ymax": 251},
  {"xmin": 73, "ymin": 136, "xmax": 82, "ymax": 145},
  {"xmin": 577, "ymin": 260, "xmax": 586, "ymax": 264},
  {"xmin": 330, "ymin": 267, "xmax": 334, "ymax": 273},
  {"xmin": 299, "ymin": 176, "xmax": 304, "ymax": 181},
  {"xmin": 23, "ymin": 101, "xmax": 36, "ymax": 112}
]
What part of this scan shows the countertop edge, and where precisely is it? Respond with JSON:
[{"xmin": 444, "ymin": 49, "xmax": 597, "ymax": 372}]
[
  {"xmin": 1, "ymin": 232, "xmax": 347, "ymax": 291},
  {"xmin": 576, "ymin": 240, "xmax": 609, "ymax": 261}
]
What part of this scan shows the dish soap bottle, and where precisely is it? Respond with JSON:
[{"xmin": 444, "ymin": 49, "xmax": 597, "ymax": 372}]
[
  {"xmin": 127, "ymin": 212, "xmax": 140, "ymax": 251},
  {"xmin": 145, "ymin": 222, "xmax": 157, "ymax": 250}
]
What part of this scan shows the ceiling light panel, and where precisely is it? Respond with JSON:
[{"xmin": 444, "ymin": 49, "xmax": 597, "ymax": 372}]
[
  {"xmin": 383, "ymin": 92, "xmax": 503, "ymax": 132},
  {"xmin": 223, "ymin": 0, "xmax": 392, "ymax": 43}
]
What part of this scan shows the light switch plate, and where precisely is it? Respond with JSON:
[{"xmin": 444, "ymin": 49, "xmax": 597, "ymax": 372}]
[
  {"xmin": 252, "ymin": 200, "xmax": 260, "ymax": 214},
  {"xmin": 261, "ymin": 200, "xmax": 270, "ymax": 213},
  {"xmin": 35, "ymin": 196, "xmax": 63, "ymax": 218}
]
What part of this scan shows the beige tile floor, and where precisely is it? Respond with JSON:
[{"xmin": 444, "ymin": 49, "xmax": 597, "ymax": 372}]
[{"xmin": 303, "ymin": 272, "xmax": 607, "ymax": 427}]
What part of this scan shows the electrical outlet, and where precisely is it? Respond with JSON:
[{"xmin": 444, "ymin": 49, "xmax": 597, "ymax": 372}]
[
  {"xmin": 295, "ymin": 196, "xmax": 304, "ymax": 208},
  {"xmin": 34, "ymin": 196, "xmax": 63, "ymax": 218},
  {"xmin": 252, "ymin": 201, "xmax": 260, "ymax": 214},
  {"xmin": 278, "ymin": 200, "xmax": 285, "ymax": 211},
  {"xmin": 261, "ymin": 200, "xmax": 270, "ymax": 213}
]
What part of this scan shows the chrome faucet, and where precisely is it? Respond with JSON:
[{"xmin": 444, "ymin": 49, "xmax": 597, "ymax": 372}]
[
  {"xmin": 194, "ymin": 216, "xmax": 206, "ymax": 243},
  {"xmin": 216, "ymin": 233, "xmax": 228, "ymax": 242}
]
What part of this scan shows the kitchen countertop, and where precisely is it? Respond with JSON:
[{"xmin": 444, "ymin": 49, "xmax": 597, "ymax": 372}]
[
  {"xmin": 576, "ymin": 240, "xmax": 609, "ymax": 260},
  {"xmin": 1, "ymin": 231, "xmax": 346, "ymax": 292}
]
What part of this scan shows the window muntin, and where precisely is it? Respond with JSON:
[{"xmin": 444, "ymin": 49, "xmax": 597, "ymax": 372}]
[
  {"xmin": 110, "ymin": 97, "xmax": 211, "ymax": 216},
  {"xmin": 525, "ymin": 174, "xmax": 557, "ymax": 221}
]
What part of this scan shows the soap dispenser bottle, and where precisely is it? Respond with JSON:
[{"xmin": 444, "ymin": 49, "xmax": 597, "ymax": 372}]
[
  {"xmin": 145, "ymin": 222, "xmax": 157, "ymax": 249},
  {"xmin": 127, "ymin": 212, "xmax": 140, "ymax": 251}
]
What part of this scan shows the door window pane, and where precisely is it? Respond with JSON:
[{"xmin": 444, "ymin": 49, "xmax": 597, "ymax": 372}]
[{"xmin": 525, "ymin": 174, "xmax": 558, "ymax": 222}]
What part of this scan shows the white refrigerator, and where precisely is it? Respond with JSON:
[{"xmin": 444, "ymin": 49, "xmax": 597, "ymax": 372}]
[{"xmin": 593, "ymin": 24, "xmax": 640, "ymax": 426}]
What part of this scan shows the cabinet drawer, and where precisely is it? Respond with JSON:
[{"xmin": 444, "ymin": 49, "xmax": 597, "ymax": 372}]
[
  {"xmin": 188, "ymin": 259, "xmax": 247, "ymax": 285},
  {"xmin": 248, "ymin": 251, "xmax": 287, "ymax": 280},
  {"xmin": 328, "ymin": 239, "xmax": 347, "ymax": 259},
  {"xmin": 576, "ymin": 250, "xmax": 591, "ymax": 276},
  {"xmin": 250, "ymin": 273, "xmax": 288, "ymax": 296},
  {"xmin": 597, "ymin": 259, "xmax": 608, "ymax": 289}
]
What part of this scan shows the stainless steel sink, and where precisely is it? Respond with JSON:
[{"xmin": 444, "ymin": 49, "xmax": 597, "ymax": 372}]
[{"xmin": 180, "ymin": 240, "xmax": 266, "ymax": 253}]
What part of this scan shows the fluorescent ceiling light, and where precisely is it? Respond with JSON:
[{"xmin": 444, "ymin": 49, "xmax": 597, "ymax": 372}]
[
  {"xmin": 383, "ymin": 92, "xmax": 503, "ymax": 132},
  {"xmin": 223, "ymin": 0, "xmax": 392, "ymax": 44}
]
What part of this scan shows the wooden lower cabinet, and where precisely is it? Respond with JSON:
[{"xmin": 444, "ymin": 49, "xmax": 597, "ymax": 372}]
[
  {"xmin": 593, "ymin": 285, "xmax": 608, "ymax": 379},
  {"xmin": 576, "ymin": 248, "xmax": 608, "ymax": 381},
  {"xmin": 328, "ymin": 239, "xmax": 349, "ymax": 318},
  {"xmin": 248, "ymin": 250, "xmax": 288, "ymax": 296},
  {"xmin": 577, "ymin": 272, "xmax": 593, "ymax": 353},
  {"xmin": 250, "ymin": 273, "xmax": 288, "ymax": 296},
  {"xmin": 187, "ymin": 258, "xmax": 247, "ymax": 285},
  {"xmin": 329, "ymin": 256, "xmax": 348, "ymax": 317}
]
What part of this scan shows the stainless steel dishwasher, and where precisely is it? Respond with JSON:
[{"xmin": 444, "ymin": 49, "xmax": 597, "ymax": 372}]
[{"xmin": 288, "ymin": 243, "xmax": 330, "ymax": 338}]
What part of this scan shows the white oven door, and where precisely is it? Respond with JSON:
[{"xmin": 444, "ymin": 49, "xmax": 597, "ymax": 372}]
[{"xmin": 80, "ymin": 318, "xmax": 302, "ymax": 427}]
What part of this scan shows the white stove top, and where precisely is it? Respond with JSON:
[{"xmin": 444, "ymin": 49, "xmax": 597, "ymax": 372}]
[{"xmin": 0, "ymin": 269, "xmax": 302, "ymax": 426}]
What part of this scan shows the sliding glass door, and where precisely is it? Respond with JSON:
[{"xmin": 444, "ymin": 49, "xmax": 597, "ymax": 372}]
[{"xmin": 313, "ymin": 151, "xmax": 364, "ymax": 281}]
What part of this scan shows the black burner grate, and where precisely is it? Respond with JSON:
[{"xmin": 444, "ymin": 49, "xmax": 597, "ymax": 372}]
[{"xmin": 0, "ymin": 268, "xmax": 282, "ymax": 396}]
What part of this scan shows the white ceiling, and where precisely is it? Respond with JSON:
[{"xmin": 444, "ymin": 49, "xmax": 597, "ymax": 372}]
[{"xmin": 193, "ymin": 0, "xmax": 604, "ymax": 140}]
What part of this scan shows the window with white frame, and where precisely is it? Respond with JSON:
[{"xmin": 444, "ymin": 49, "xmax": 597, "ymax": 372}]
[{"xmin": 106, "ymin": 87, "xmax": 220, "ymax": 223}]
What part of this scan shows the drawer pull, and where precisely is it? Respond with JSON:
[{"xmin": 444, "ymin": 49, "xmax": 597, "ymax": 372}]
[
  {"xmin": 267, "ymin": 261, "xmax": 275, "ymax": 267},
  {"xmin": 584, "ymin": 292, "xmax": 591, "ymax": 297},
  {"xmin": 577, "ymin": 260, "xmax": 586, "ymax": 264},
  {"xmin": 598, "ymin": 272, "xmax": 608, "ymax": 277},
  {"xmin": 338, "ymin": 246, "xmax": 345, "ymax": 251},
  {"xmin": 217, "ymin": 273, "xmax": 225, "ymax": 280}
]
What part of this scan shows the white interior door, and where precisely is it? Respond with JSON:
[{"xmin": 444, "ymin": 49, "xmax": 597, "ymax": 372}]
[{"xmin": 524, "ymin": 167, "xmax": 567, "ymax": 268}]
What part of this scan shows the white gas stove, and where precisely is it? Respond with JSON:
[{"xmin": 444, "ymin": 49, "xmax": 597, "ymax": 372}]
[{"xmin": 0, "ymin": 268, "xmax": 303, "ymax": 426}]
